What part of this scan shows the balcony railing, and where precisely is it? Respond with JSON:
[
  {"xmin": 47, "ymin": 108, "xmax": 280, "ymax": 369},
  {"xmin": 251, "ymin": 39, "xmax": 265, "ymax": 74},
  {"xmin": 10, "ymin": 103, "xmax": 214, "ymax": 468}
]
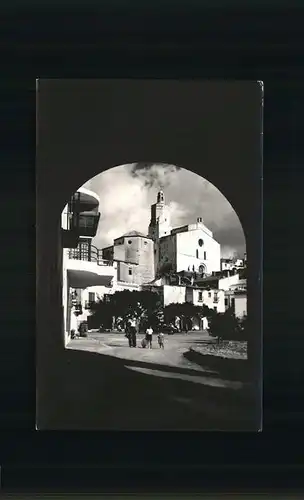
[{"xmin": 68, "ymin": 244, "xmax": 113, "ymax": 267}]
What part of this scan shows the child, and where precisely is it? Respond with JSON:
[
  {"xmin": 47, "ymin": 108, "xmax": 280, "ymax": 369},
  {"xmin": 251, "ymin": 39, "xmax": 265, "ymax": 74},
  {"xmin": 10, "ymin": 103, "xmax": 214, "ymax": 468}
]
[
  {"xmin": 145, "ymin": 326, "xmax": 153, "ymax": 349},
  {"xmin": 157, "ymin": 332, "xmax": 165, "ymax": 349}
]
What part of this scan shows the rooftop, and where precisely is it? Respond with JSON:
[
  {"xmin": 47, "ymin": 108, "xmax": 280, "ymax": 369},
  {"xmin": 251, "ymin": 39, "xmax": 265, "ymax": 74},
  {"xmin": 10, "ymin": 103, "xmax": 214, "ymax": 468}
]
[{"xmin": 115, "ymin": 230, "xmax": 151, "ymax": 239}]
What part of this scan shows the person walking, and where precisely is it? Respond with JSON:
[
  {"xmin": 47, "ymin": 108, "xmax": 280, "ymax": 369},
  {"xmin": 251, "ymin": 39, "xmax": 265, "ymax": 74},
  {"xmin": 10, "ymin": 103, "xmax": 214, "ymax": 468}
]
[
  {"xmin": 130, "ymin": 317, "xmax": 137, "ymax": 348},
  {"xmin": 125, "ymin": 321, "xmax": 132, "ymax": 347},
  {"xmin": 157, "ymin": 332, "xmax": 165, "ymax": 349},
  {"xmin": 145, "ymin": 326, "xmax": 153, "ymax": 349}
]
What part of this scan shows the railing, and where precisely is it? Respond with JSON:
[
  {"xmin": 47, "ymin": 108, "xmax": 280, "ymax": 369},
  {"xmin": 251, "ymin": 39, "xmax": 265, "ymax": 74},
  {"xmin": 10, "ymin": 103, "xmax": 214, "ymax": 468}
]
[{"xmin": 68, "ymin": 244, "xmax": 113, "ymax": 267}]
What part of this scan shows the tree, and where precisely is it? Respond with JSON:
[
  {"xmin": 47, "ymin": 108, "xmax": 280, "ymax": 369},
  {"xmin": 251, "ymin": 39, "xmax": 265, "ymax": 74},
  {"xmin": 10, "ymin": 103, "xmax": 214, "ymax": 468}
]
[
  {"xmin": 163, "ymin": 302, "xmax": 207, "ymax": 330},
  {"xmin": 89, "ymin": 298, "xmax": 114, "ymax": 329},
  {"xmin": 208, "ymin": 308, "xmax": 248, "ymax": 343},
  {"xmin": 89, "ymin": 290, "xmax": 163, "ymax": 331}
]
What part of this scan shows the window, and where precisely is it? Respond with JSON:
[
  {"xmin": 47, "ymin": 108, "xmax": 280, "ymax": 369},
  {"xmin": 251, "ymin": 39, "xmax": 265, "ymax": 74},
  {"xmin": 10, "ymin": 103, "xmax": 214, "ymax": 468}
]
[
  {"xmin": 208, "ymin": 292, "xmax": 211, "ymax": 297},
  {"xmin": 196, "ymin": 249, "xmax": 199, "ymax": 258},
  {"xmin": 144, "ymin": 241, "xmax": 147, "ymax": 245},
  {"xmin": 225, "ymin": 298, "xmax": 228, "ymax": 306},
  {"xmin": 198, "ymin": 239, "xmax": 204, "ymax": 247},
  {"xmin": 88, "ymin": 292, "xmax": 95, "ymax": 302},
  {"xmin": 128, "ymin": 240, "xmax": 132, "ymax": 245},
  {"xmin": 204, "ymin": 251, "xmax": 207, "ymax": 260},
  {"xmin": 214, "ymin": 306, "xmax": 217, "ymax": 313},
  {"xmin": 231, "ymin": 298, "xmax": 235, "ymax": 308},
  {"xmin": 198, "ymin": 291, "xmax": 203, "ymax": 301},
  {"xmin": 128, "ymin": 269, "xmax": 132, "ymax": 275}
]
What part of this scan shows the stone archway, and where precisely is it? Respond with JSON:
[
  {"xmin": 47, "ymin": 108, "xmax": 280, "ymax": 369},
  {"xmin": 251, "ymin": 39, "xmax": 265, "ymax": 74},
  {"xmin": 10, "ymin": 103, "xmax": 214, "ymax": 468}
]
[{"xmin": 36, "ymin": 80, "xmax": 261, "ymax": 428}]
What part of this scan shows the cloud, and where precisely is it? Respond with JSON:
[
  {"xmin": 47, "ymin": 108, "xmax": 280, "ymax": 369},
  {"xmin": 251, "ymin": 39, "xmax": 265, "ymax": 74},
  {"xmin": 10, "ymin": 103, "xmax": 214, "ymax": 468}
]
[
  {"xmin": 83, "ymin": 163, "xmax": 245, "ymax": 257},
  {"xmin": 130, "ymin": 162, "xmax": 181, "ymax": 189}
]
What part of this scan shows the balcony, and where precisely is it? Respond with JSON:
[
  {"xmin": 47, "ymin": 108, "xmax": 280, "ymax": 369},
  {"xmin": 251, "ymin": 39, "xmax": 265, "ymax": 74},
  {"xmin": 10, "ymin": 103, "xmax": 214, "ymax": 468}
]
[
  {"xmin": 68, "ymin": 243, "xmax": 114, "ymax": 267},
  {"xmin": 69, "ymin": 211, "xmax": 101, "ymax": 238},
  {"xmin": 67, "ymin": 244, "xmax": 116, "ymax": 289},
  {"xmin": 62, "ymin": 190, "xmax": 101, "ymax": 248}
]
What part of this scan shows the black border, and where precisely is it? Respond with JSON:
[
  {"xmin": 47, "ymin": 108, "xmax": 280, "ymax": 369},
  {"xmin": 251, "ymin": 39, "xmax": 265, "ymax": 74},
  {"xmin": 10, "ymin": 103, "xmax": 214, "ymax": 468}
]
[{"xmin": 1, "ymin": 1, "xmax": 303, "ymax": 493}]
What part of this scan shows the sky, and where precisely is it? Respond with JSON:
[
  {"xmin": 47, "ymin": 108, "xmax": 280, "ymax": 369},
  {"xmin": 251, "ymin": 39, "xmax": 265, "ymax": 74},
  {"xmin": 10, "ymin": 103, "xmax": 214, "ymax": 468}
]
[{"xmin": 83, "ymin": 163, "xmax": 246, "ymax": 258}]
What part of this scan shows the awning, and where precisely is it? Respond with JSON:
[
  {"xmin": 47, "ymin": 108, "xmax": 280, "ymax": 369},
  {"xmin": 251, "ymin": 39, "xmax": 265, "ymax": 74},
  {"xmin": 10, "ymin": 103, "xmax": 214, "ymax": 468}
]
[{"xmin": 67, "ymin": 269, "xmax": 113, "ymax": 288}]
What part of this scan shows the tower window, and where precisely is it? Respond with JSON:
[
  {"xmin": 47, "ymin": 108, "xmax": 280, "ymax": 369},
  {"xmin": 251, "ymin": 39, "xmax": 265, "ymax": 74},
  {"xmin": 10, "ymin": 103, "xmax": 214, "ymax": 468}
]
[
  {"xmin": 204, "ymin": 251, "xmax": 207, "ymax": 260},
  {"xmin": 196, "ymin": 249, "xmax": 199, "ymax": 258},
  {"xmin": 128, "ymin": 269, "xmax": 132, "ymax": 275},
  {"xmin": 198, "ymin": 239, "xmax": 204, "ymax": 247},
  {"xmin": 128, "ymin": 240, "xmax": 132, "ymax": 245}
]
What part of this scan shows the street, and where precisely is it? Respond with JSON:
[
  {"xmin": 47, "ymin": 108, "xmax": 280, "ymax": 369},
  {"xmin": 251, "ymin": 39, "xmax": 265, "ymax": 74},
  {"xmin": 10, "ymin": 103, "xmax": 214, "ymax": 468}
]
[
  {"xmin": 67, "ymin": 331, "xmax": 243, "ymax": 390},
  {"xmin": 39, "ymin": 330, "xmax": 256, "ymax": 430}
]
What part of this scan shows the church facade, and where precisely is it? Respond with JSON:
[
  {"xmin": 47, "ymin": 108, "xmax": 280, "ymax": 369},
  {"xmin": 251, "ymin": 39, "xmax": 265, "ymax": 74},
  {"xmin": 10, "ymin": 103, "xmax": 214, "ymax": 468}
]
[
  {"xmin": 101, "ymin": 190, "xmax": 221, "ymax": 287},
  {"xmin": 148, "ymin": 191, "xmax": 221, "ymax": 277}
]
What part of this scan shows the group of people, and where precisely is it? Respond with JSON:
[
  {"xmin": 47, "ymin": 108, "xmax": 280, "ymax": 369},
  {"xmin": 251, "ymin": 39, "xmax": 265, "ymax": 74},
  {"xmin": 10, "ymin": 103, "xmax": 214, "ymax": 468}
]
[{"xmin": 125, "ymin": 320, "xmax": 165, "ymax": 349}]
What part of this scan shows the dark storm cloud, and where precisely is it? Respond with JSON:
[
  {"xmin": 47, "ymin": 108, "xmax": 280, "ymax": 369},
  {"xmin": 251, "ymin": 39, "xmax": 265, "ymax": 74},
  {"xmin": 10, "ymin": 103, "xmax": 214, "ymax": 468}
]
[{"xmin": 131, "ymin": 163, "xmax": 181, "ymax": 189}]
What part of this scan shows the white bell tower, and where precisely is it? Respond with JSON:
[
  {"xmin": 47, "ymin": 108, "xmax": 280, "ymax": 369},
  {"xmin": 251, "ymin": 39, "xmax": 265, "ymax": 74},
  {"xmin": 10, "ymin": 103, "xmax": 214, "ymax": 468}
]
[
  {"xmin": 148, "ymin": 190, "xmax": 171, "ymax": 241},
  {"xmin": 148, "ymin": 190, "xmax": 172, "ymax": 276}
]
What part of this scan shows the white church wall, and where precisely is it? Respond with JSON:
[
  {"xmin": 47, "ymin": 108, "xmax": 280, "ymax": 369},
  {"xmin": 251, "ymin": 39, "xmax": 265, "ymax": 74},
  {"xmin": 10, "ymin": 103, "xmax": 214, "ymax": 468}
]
[{"xmin": 176, "ymin": 228, "xmax": 220, "ymax": 274}]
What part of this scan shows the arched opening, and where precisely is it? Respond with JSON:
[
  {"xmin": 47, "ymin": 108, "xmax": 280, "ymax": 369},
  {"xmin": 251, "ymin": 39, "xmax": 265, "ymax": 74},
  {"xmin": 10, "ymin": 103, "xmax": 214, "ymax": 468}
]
[
  {"xmin": 60, "ymin": 163, "xmax": 246, "ymax": 347},
  {"xmin": 36, "ymin": 80, "xmax": 261, "ymax": 430}
]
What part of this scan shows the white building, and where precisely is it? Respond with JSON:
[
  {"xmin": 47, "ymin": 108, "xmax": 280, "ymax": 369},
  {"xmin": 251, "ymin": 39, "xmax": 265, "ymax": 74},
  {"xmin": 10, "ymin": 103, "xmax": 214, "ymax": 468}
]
[
  {"xmin": 221, "ymin": 257, "xmax": 245, "ymax": 272},
  {"xmin": 225, "ymin": 278, "xmax": 247, "ymax": 319},
  {"xmin": 102, "ymin": 230, "xmax": 155, "ymax": 286},
  {"xmin": 186, "ymin": 287, "xmax": 226, "ymax": 314},
  {"xmin": 234, "ymin": 293, "xmax": 247, "ymax": 319},
  {"xmin": 195, "ymin": 271, "xmax": 242, "ymax": 291},
  {"xmin": 61, "ymin": 187, "xmax": 116, "ymax": 344},
  {"xmin": 148, "ymin": 191, "xmax": 221, "ymax": 277}
]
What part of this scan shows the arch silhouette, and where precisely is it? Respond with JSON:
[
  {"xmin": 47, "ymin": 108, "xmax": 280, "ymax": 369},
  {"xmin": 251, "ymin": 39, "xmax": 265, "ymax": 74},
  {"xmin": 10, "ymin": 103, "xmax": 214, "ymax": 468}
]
[
  {"xmin": 36, "ymin": 80, "xmax": 261, "ymax": 429},
  {"xmin": 61, "ymin": 162, "xmax": 247, "ymax": 254}
]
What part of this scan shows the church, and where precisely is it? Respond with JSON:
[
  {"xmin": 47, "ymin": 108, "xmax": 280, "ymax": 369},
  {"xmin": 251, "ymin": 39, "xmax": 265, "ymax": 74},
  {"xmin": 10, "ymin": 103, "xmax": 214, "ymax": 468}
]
[
  {"xmin": 148, "ymin": 190, "xmax": 221, "ymax": 278},
  {"xmin": 101, "ymin": 190, "xmax": 221, "ymax": 285}
]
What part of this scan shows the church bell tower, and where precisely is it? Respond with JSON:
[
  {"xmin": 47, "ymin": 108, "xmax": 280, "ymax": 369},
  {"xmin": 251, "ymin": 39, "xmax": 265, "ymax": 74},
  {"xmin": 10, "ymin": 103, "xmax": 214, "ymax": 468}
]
[
  {"xmin": 148, "ymin": 190, "xmax": 172, "ymax": 277},
  {"xmin": 148, "ymin": 190, "xmax": 171, "ymax": 242}
]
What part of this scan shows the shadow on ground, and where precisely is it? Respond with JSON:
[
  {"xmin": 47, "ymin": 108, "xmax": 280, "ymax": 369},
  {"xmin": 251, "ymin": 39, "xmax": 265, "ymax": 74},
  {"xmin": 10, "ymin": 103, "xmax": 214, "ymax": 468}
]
[
  {"xmin": 37, "ymin": 346, "xmax": 258, "ymax": 431},
  {"xmin": 184, "ymin": 349, "xmax": 250, "ymax": 382}
]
